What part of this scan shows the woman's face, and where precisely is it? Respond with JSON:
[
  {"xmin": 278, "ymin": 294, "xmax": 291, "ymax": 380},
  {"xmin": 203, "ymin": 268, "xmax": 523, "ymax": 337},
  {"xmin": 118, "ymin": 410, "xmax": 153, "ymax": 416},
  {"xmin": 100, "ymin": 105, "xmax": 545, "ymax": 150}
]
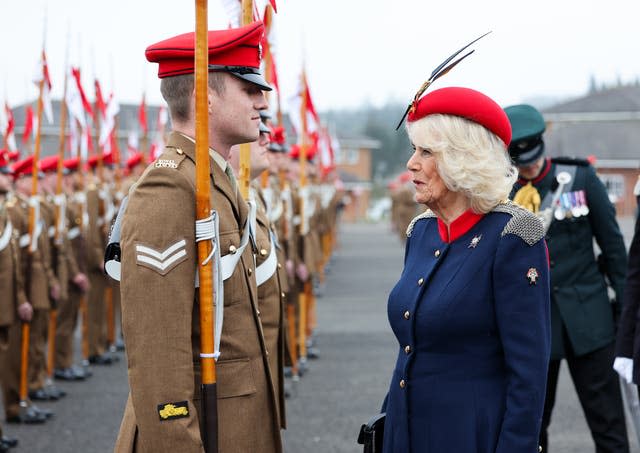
[{"xmin": 406, "ymin": 145, "xmax": 449, "ymax": 206}]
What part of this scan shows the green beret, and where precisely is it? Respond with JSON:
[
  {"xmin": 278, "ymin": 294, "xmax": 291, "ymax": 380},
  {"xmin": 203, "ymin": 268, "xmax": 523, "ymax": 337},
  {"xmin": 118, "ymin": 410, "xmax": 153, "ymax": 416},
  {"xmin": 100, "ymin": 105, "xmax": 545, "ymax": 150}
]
[{"xmin": 504, "ymin": 104, "xmax": 545, "ymax": 143}]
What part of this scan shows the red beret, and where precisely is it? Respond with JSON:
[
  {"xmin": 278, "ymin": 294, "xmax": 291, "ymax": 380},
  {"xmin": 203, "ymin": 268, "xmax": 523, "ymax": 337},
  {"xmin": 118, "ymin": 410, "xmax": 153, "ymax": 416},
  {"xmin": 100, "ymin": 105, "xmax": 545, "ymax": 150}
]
[
  {"xmin": 126, "ymin": 152, "xmax": 143, "ymax": 170},
  {"xmin": 271, "ymin": 126, "xmax": 286, "ymax": 145},
  {"xmin": 87, "ymin": 151, "xmax": 116, "ymax": 169},
  {"xmin": 39, "ymin": 155, "xmax": 61, "ymax": 173},
  {"xmin": 0, "ymin": 150, "xmax": 12, "ymax": 174},
  {"xmin": 63, "ymin": 156, "xmax": 80, "ymax": 172},
  {"xmin": 289, "ymin": 144, "xmax": 317, "ymax": 161},
  {"xmin": 146, "ymin": 22, "xmax": 270, "ymax": 91},
  {"xmin": 12, "ymin": 155, "xmax": 36, "ymax": 178},
  {"xmin": 407, "ymin": 87, "xmax": 512, "ymax": 146}
]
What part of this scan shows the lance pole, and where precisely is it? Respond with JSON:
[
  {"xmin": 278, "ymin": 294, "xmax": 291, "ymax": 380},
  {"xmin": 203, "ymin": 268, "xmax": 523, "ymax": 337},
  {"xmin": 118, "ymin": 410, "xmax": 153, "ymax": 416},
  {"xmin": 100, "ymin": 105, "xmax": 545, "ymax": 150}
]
[
  {"xmin": 195, "ymin": 1, "xmax": 218, "ymax": 451},
  {"xmin": 237, "ymin": 0, "xmax": 254, "ymax": 199},
  {"xmin": 22, "ymin": 52, "xmax": 47, "ymax": 407}
]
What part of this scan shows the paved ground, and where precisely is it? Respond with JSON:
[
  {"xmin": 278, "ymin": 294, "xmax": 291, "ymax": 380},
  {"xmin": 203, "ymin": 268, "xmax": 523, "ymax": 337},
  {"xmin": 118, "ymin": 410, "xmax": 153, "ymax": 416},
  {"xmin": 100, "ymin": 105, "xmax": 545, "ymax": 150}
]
[{"xmin": 2, "ymin": 219, "xmax": 639, "ymax": 452}]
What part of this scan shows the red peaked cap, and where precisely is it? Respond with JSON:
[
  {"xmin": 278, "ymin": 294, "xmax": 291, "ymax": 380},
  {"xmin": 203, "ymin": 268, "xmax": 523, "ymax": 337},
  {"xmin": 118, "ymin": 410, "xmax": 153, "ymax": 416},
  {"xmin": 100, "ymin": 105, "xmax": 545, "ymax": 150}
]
[
  {"xmin": 63, "ymin": 156, "xmax": 80, "ymax": 172},
  {"xmin": 271, "ymin": 126, "xmax": 286, "ymax": 145},
  {"xmin": 407, "ymin": 87, "xmax": 512, "ymax": 146},
  {"xmin": 87, "ymin": 151, "xmax": 116, "ymax": 169},
  {"xmin": 146, "ymin": 22, "xmax": 270, "ymax": 91},
  {"xmin": 39, "ymin": 155, "xmax": 64, "ymax": 173},
  {"xmin": 12, "ymin": 155, "xmax": 37, "ymax": 178},
  {"xmin": 126, "ymin": 152, "xmax": 143, "ymax": 170},
  {"xmin": 0, "ymin": 149, "xmax": 12, "ymax": 173},
  {"xmin": 289, "ymin": 143, "xmax": 317, "ymax": 161}
]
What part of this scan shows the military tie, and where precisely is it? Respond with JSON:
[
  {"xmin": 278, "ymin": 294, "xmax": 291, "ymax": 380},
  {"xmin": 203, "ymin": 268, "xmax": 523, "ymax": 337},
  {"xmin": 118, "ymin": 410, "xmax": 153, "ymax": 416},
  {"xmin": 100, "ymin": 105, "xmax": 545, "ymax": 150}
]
[{"xmin": 224, "ymin": 164, "xmax": 238, "ymax": 193}]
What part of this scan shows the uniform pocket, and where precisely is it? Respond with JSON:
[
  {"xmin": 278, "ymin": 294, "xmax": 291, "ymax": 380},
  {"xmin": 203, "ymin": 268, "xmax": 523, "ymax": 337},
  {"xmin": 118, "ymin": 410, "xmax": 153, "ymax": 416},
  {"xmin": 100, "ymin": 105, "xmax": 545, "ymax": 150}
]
[{"xmin": 216, "ymin": 358, "xmax": 257, "ymax": 399}]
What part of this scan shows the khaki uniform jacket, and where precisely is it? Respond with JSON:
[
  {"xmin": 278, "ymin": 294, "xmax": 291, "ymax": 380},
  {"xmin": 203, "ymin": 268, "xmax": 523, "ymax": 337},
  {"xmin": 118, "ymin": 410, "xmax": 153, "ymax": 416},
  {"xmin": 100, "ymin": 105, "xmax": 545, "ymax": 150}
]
[
  {"xmin": 0, "ymin": 201, "xmax": 27, "ymax": 336},
  {"xmin": 13, "ymin": 195, "xmax": 57, "ymax": 310},
  {"xmin": 86, "ymin": 185, "xmax": 107, "ymax": 274},
  {"xmin": 115, "ymin": 132, "xmax": 281, "ymax": 453},
  {"xmin": 253, "ymin": 185, "xmax": 286, "ymax": 429}
]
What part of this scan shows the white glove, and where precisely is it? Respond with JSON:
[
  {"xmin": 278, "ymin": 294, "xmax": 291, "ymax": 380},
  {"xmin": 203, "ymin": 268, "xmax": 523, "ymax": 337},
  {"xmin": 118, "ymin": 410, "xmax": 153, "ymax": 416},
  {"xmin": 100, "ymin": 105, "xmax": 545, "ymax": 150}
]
[{"xmin": 613, "ymin": 357, "xmax": 634, "ymax": 384}]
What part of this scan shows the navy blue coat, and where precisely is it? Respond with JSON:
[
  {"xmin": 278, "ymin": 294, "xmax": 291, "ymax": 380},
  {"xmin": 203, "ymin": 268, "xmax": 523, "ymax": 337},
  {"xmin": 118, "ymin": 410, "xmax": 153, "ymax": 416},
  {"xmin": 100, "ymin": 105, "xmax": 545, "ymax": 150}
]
[{"xmin": 383, "ymin": 203, "xmax": 551, "ymax": 453}]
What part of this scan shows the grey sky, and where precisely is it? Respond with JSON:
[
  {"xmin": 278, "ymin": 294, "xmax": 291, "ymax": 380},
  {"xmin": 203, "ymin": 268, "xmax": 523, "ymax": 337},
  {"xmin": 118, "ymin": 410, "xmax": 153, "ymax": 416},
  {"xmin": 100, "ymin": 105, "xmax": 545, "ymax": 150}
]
[{"xmin": 1, "ymin": 0, "xmax": 639, "ymax": 115}]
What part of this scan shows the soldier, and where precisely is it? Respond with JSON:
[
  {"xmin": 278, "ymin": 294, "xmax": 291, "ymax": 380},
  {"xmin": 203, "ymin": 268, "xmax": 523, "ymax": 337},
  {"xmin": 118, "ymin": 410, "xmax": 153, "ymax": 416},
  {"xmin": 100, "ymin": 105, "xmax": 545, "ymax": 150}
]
[
  {"xmin": 506, "ymin": 104, "xmax": 630, "ymax": 453},
  {"xmin": 229, "ymin": 121, "xmax": 287, "ymax": 430},
  {"xmin": 614, "ymin": 176, "xmax": 640, "ymax": 389},
  {"xmin": 38, "ymin": 156, "xmax": 90, "ymax": 381},
  {"xmin": 2, "ymin": 156, "xmax": 52, "ymax": 423},
  {"xmin": 114, "ymin": 22, "xmax": 282, "ymax": 452},
  {"xmin": 393, "ymin": 171, "xmax": 420, "ymax": 244},
  {"xmin": 85, "ymin": 153, "xmax": 113, "ymax": 365},
  {"xmin": 11, "ymin": 156, "xmax": 63, "ymax": 402},
  {"xmin": 0, "ymin": 152, "xmax": 24, "ymax": 449}
]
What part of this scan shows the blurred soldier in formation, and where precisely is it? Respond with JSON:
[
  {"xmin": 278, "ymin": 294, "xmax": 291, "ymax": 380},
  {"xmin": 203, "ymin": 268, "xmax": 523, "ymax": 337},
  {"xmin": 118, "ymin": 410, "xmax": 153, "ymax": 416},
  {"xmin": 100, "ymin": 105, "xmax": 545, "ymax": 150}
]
[{"xmin": 389, "ymin": 171, "xmax": 420, "ymax": 243}]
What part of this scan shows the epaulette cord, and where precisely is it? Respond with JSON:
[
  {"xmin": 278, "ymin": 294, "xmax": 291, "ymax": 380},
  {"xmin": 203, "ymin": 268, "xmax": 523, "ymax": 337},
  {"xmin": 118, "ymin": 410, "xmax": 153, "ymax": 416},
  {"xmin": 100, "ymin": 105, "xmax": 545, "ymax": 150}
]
[
  {"xmin": 494, "ymin": 201, "xmax": 544, "ymax": 246},
  {"xmin": 406, "ymin": 209, "xmax": 436, "ymax": 237}
]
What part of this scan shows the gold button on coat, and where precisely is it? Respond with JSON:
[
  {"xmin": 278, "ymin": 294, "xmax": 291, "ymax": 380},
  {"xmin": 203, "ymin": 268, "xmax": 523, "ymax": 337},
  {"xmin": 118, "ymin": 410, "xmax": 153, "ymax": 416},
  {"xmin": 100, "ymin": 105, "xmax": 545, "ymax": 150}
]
[
  {"xmin": 404, "ymin": 345, "xmax": 411, "ymax": 354},
  {"xmin": 277, "ymin": 263, "xmax": 282, "ymax": 269},
  {"xmin": 434, "ymin": 249, "xmax": 441, "ymax": 257},
  {"xmin": 403, "ymin": 311, "xmax": 410, "ymax": 320},
  {"xmin": 281, "ymin": 292, "xmax": 286, "ymax": 298},
  {"xmin": 399, "ymin": 379, "xmax": 406, "ymax": 389},
  {"xmin": 228, "ymin": 244, "xmax": 237, "ymax": 254},
  {"xmin": 260, "ymin": 248, "xmax": 267, "ymax": 256},
  {"xmin": 247, "ymin": 268, "xmax": 253, "ymax": 276},
  {"xmin": 418, "ymin": 278, "xmax": 424, "ymax": 286}
]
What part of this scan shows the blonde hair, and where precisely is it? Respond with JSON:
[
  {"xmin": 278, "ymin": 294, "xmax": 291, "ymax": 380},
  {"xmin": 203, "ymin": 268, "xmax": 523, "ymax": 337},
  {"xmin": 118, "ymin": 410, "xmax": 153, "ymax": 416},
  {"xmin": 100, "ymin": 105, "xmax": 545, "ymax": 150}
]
[{"xmin": 407, "ymin": 114, "xmax": 517, "ymax": 214}]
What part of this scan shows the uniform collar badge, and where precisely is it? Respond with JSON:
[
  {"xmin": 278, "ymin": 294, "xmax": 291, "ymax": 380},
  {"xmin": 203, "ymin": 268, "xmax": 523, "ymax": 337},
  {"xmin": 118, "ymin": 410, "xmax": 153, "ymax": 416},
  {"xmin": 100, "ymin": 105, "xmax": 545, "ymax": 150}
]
[
  {"xmin": 527, "ymin": 267, "xmax": 539, "ymax": 285},
  {"xmin": 468, "ymin": 234, "xmax": 482, "ymax": 248}
]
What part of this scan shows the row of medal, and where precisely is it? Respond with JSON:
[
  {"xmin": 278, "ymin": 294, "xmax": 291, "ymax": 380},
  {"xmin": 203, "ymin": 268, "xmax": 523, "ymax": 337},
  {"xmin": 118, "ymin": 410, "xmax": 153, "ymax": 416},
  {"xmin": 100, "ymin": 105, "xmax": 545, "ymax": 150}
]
[{"xmin": 554, "ymin": 190, "xmax": 589, "ymax": 220}]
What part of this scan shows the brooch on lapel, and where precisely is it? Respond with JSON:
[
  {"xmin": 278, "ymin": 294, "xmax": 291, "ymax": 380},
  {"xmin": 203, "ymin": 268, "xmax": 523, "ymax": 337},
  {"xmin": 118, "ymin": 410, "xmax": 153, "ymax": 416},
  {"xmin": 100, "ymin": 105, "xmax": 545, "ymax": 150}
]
[
  {"xmin": 526, "ymin": 268, "xmax": 539, "ymax": 285},
  {"xmin": 468, "ymin": 235, "xmax": 482, "ymax": 248}
]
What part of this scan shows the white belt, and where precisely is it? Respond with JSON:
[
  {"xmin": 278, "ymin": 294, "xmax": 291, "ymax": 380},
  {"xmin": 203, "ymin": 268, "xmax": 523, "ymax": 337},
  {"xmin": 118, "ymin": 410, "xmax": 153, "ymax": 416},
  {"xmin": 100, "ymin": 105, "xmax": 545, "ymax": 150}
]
[
  {"xmin": 68, "ymin": 226, "xmax": 81, "ymax": 239},
  {"xmin": 0, "ymin": 221, "xmax": 12, "ymax": 252},
  {"xmin": 20, "ymin": 220, "xmax": 43, "ymax": 249},
  {"xmin": 220, "ymin": 201, "xmax": 256, "ymax": 281},
  {"xmin": 256, "ymin": 234, "xmax": 278, "ymax": 286}
]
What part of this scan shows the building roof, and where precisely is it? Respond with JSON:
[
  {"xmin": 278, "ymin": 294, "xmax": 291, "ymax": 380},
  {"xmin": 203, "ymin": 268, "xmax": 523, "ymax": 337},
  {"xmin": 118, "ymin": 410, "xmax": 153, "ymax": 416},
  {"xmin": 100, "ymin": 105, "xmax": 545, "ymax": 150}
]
[{"xmin": 542, "ymin": 85, "xmax": 640, "ymax": 164}]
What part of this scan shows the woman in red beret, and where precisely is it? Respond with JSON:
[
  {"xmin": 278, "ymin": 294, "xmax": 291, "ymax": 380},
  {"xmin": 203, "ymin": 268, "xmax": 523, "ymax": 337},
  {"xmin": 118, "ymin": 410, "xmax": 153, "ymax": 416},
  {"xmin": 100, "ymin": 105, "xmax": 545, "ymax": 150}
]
[{"xmin": 380, "ymin": 87, "xmax": 551, "ymax": 453}]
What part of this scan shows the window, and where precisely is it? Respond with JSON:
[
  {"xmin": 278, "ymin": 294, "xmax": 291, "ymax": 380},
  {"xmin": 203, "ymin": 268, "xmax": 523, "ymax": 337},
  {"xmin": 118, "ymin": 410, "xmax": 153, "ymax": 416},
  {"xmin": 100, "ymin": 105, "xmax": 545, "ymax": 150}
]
[{"xmin": 598, "ymin": 173, "xmax": 624, "ymax": 203}]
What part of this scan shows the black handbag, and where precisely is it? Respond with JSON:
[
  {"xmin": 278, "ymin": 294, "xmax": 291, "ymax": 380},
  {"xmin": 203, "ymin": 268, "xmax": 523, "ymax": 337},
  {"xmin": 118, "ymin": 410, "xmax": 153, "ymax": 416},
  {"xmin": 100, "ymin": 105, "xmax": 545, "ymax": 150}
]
[{"xmin": 357, "ymin": 412, "xmax": 386, "ymax": 453}]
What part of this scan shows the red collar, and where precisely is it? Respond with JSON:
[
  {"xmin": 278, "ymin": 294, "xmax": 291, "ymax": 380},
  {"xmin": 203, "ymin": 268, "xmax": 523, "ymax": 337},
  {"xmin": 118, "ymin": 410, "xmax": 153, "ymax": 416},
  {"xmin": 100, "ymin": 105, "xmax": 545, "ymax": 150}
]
[
  {"xmin": 437, "ymin": 209, "xmax": 484, "ymax": 243},
  {"xmin": 517, "ymin": 158, "xmax": 551, "ymax": 185}
]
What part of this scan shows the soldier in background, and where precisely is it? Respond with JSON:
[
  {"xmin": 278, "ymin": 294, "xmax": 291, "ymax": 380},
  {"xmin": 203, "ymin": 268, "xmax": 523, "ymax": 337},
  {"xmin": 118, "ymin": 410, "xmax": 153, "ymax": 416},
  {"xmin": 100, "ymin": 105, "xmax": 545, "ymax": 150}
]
[
  {"xmin": 506, "ymin": 104, "xmax": 629, "ymax": 453},
  {"xmin": 12, "ymin": 157, "xmax": 63, "ymax": 403},
  {"xmin": 392, "ymin": 171, "xmax": 420, "ymax": 243},
  {"xmin": 0, "ymin": 152, "xmax": 27, "ymax": 448},
  {"xmin": 614, "ymin": 176, "xmax": 640, "ymax": 392},
  {"xmin": 85, "ymin": 154, "xmax": 112, "ymax": 365},
  {"xmin": 53, "ymin": 156, "xmax": 92, "ymax": 379},
  {"xmin": 3, "ymin": 156, "xmax": 53, "ymax": 422},
  {"xmin": 229, "ymin": 121, "xmax": 287, "ymax": 431}
]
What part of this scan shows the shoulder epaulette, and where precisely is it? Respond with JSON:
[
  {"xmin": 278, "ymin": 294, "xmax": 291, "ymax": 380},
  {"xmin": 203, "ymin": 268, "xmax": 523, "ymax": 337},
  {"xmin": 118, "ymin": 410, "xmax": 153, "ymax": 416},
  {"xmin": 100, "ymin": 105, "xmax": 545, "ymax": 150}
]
[
  {"xmin": 406, "ymin": 209, "xmax": 436, "ymax": 237},
  {"xmin": 551, "ymin": 156, "xmax": 589, "ymax": 167},
  {"xmin": 493, "ymin": 201, "xmax": 544, "ymax": 246}
]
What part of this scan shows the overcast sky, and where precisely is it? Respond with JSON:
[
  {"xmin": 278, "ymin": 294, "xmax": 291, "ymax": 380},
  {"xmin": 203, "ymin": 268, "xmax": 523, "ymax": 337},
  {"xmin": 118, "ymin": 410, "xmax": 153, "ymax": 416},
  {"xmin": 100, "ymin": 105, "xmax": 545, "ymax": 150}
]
[{"xmin": 1, "ymin": 0, "xmax": 639, "ymax": 116}]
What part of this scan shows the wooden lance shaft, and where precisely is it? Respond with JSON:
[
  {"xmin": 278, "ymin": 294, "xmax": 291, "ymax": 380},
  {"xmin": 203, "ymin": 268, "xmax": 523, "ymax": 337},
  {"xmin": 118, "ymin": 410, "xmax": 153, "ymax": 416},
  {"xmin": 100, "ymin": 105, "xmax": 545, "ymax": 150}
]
[
  {"xmin": 47, "ymin": 64, "xmax": 70, "ymax": 378},
  {"xmin": 195, "ymin": 1, "xmax": 218, "ymax": 451},
  {"xmin": 21, "ymin": 73, "xmax": 46, "ymax": 402},
  {"xmin": 238, "ymin": 0, "xmax": 253, "ymax": 200},
  {"xmin": 297, "ymin": 72, "xmax": 309, "ymax": 361}
]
